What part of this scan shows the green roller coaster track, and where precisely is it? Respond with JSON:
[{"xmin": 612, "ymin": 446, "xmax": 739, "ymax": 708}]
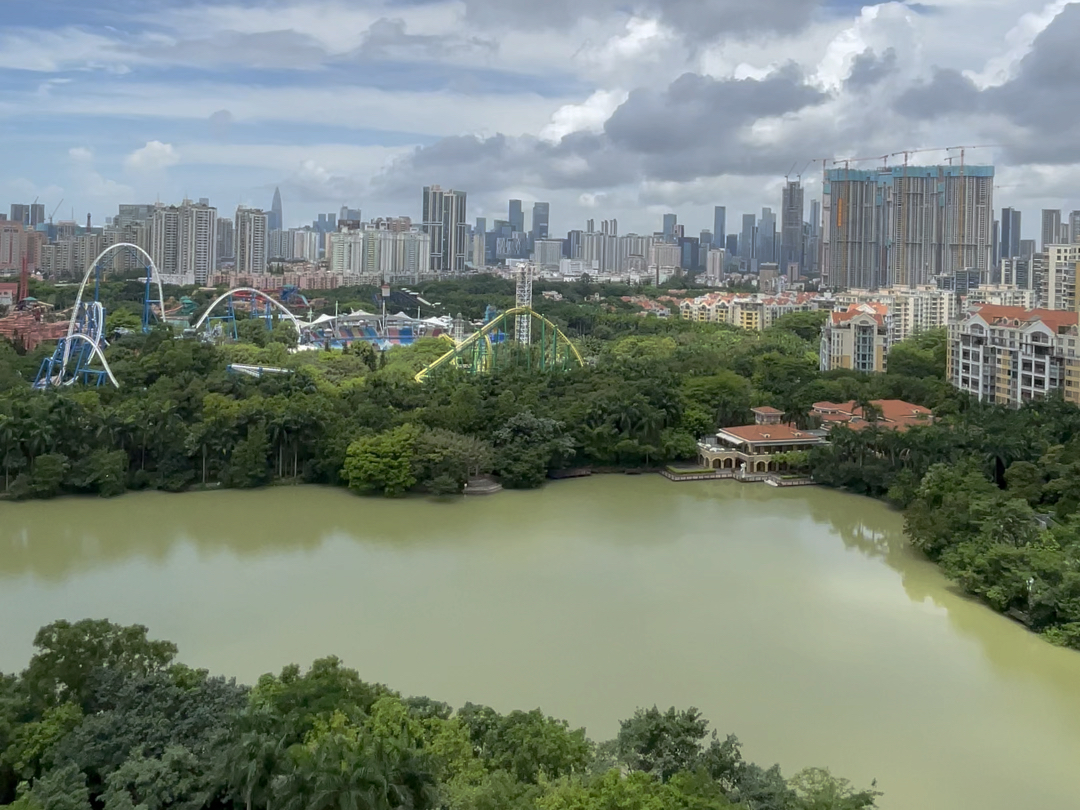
[{"xmin": 415, "ymin": 306, "xmax": 584, "ymax": 383}]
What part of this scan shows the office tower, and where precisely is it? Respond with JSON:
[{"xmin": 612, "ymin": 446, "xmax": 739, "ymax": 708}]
[
  {"xmin": 216, "ymin": 218, "xmax": 235, "ymax": 262},
  {"xmin": 1000, "ymin": 207, "xmax": 1021, "ymax": 259},
  {"xmin": 700, "ymin": 230, "xmax": 713, "ymax": 252},
  {"xmin": 422, "ymin": 185, "xmax": 467, "ymax": 275},
  {"xmin": 713, "ymin": 206, "xmax": 726, "ymax": 248},
  {"xmin": 268, "ymin": 187, "xmax": 283, "ymax": 232},
  {"xmin": 992, "ymin": 220, "xmax": 1000, "ymax": 271},
  {"xmin": 533, "ymin": 239, "xmax": 563, "ymax": 269},
  {"xmin": 1020, "ymin": 239, "xmax": 1036, "ymax": 259},
  {"xmin": 1042, "ymin": 209, "xmax": 1062, "ymax": 250},
  {"xmin": 822, "ymin": 165, "xmax": 994, "ymax": 289},
  {"xmin": 531, "ymin": 202, "xmax": 550, "ymax": 241},
  {"xmin": 509, "ymin": 199, "xmax": 524, "ymax": 233},
  {"xmin": 780, "ymin": 181, "xmax": 805, "ymax": 278},
  {"xmin": 235, "ymin": 207, "xmax": 268, "ymax": 274},
  {"xmin": 475, "ymin": 217, "xmax": 487, "ymax": 235},
  {"xmin": 1070, "ymin": 211, "xmax": 1080, "ymax": 244},
  {"xmin": 663, "ymin": 213, "xmax": 677, "ymax": 242},
  {"xmin": 807, "ymin": 199, "xmax": 821, "ymax": 276},
  {"xmin": 740, "ymin": 214, "xmax": 756, "ymax": 265},
  {"xmin": 9, "ymin": 205, "xmax": 29, "ymax": 227},
  {"xmin": 725, "ymin": 234, "xmax": 738, "ymax": 257},
  {"xmin": 150, "ymin": 199, "xmax": 218, "ymax": 284},
  {"xmin": 339, "ymin": 206, "xmax": 361, "ymax": 222},
  {"xmin": 757, "ymin": 208, "xmax": 776, "ymax": 265}
]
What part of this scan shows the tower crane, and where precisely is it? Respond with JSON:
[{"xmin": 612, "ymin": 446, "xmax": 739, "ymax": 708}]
[{"xmin": 48, "ymin": 199, "xmax": 64, "ymax": 225}]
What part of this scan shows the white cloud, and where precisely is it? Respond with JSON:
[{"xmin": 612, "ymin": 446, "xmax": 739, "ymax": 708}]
[
  {"xmin": 125, "ymin": 141, "xmax": 180, "ymax": 173},
  {"xmin": 540, "ymin": 89, "xmax": 628, "ymax": 142},
  {"xmin": 964, "ymin": 0, "xmax": 1071, "ymax": 88},
  {"xmin": 68, "ymin": 147, "xmax": 94, "ymax": 162}
]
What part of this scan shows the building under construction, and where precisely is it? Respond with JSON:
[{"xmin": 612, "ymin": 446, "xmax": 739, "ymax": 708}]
[{"xmin": 821, "ymin": 165, "xmax": 994, "ymax": 290}]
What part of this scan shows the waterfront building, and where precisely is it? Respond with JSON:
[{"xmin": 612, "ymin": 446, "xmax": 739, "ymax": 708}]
[
  {"xmin": 949, "ymin": 303, "xmax": 1080, "ymax": 407},
  {"xmin": 697, "ymin": 407, "xmax": 827, "ymax": 473},
  {"xmin": 820, "ymin": 302, "xmax": 890, "ymax": 373}
]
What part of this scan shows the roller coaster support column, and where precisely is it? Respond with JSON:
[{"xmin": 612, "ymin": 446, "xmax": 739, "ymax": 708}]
[{"xmin": 515, "ymin": 264, "xmax": 533, "ymax": 344}]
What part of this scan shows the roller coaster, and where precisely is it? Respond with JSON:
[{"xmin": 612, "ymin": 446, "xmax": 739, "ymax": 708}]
[
  {"xmin": 34, "ymin": 243, "xmax": 168, "ymax": 389},
  {"xmin": 32, "ymin": 255, "xmax": 581, "ymax": 389},
  {"xmin": 414, "ymin": 306, "xmax": 583, "ymax": 382}
]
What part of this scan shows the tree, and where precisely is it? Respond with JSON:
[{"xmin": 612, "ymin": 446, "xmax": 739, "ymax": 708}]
[
  {"xmin": 789, "ymin": 767, "xmax": 881, "ymax": 810},
  {"xmin": 27, "ymin": 763, "xmax": 91, "ymax": 810},
  {"xmin": 614, "ymin": 706, "xmax": 709, "ymax": 783},
  {"xmin": 413, "ymin": 429, "xmax": 494, "ymax": 493},
  {"xmin": 225, "ymin": 422, "xmax": 272, "ymax": 489},
  {"xmin": 23, "ymin": 620, "xmax": 177, "ymax": 712},
  {"xmin": 342, "ymin": 424, "xmax": 422, "ymax": 497},
  {"xmin": 492, "ymin": 411, "xmax": 575, "ymax": 489}
]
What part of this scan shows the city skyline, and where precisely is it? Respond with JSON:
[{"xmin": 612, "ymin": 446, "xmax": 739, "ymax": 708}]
[{"xmin": 1, "ymin": 0, "xmax": 1079, "ymax": 236}]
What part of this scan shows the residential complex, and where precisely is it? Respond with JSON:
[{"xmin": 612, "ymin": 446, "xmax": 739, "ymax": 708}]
[
  {"xmin": 422, "ymin": 185, "xmax": 468, "ymax": 276},
  {"xmin": 822, "ymin": 165, "xmax": 994, "ymax": 289},
  {"xmin": 820, "ymin": 303, "xmax": 891, "ymax": 373},
  {"xmin": 679, "ymin": 291, "xmax": 821, "ymax": 331},
  {"xmin": 948, "ymin": 304, "xmax": 1080, "ymax": 407}
]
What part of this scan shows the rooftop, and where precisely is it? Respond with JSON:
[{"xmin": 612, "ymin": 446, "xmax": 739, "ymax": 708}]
[
  {"xmin": 811, "ymin": 399, "xmax": 932, "ymax": 431},
  {"xmin": 718, "ymin": 424, "xmax": 823, "ymax": 444},
  {"xmin": 967, "ymin": 304, "xmax": 1079, "ymax": 332}
]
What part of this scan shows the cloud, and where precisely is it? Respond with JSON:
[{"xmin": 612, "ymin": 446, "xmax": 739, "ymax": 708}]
[
  {"xmin": 68, "ymin": 146, "xmax": 94, "ymax": 162},
  {"xmin": 894, "ymin": 3, "xmax": 1080, "ymax": 163},
  {"xmin": 125, "ymin": 141, "xmax": 180, "ymax": 173},
  {"xmin": 846, "ymin": 47, "xmax": 899, "ymax": 89}
]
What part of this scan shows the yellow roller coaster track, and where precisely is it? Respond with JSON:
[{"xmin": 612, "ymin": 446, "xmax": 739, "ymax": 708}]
[{"xmin": 415, "ymin": 306, "xmax": 584, "ymax": 382}]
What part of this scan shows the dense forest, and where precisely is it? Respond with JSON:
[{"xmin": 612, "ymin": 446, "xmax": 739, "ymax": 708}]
[
  {"xmin": 0, "ymin": 620, "xmax": 881, "ymax": 810},
  {"xmin": 3, "ymin": 276, "xmax": 1080, "ymax": 649}
]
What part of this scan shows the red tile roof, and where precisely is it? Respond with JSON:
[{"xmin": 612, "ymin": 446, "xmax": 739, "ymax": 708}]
[
  {"xmin": 968, "ymin": 304, "xmax": 1079, "ymax": 332},
  {"xmin": 810, "ymin": 399, "xmax": 932, "ymax": 431},
  {"xmin": 718, "ymin": 424, "xmax": 823, "ymax": 444},
  {"xmin": 751, "ymin": 406, "xmax": 784, "ymax": 414}
]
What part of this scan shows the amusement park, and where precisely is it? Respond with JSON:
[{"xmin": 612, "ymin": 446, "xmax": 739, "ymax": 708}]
[{"xmin": 3, "ymin": 243, "xmax": 583, "ymax": 390}]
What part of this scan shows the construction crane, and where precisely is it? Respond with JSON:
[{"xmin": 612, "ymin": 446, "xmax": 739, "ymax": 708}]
[{"xmin": 48, "ymin": 199, "xmax": 64, "ymax": 225}]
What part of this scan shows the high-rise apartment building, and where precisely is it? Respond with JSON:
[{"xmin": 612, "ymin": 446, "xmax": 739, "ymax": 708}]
[
  {"xmin": 422, "ymin": 186, "xmax": 467, "ymax": 276},
  {"xmin": 822, "ymin": 165, "xmax": 994, "ymax": 289},
  {"xmin": 533, "ymin": 239, "xmax": 563, "ymax": 269},
  {"xmin": 0, "ymin": 220, "xmax": 24, "ymax": 272},
  {"xmin": 531, "ymin": 202, "xmax": 550, "ymax": 241},
  {"xmin": 713, "ymin": 207, "xmax": 726, "ymax": 248},
  {"xmin": 150, "ymin": 200, "xmax": 218, "ymax": 284},
  {"xmin": 268, "ymin": 187, "xmax": 283, "ymax": 233},
  {"xmin": 780, "ymin": 181, "xmax": 804, "ymax": 279},
  {"xmin": 1042, "ymin": 209, "xmax": 1062, "ymax": 251},
  {"xmin": 235, "ymin": 207, "xmax": 268, "ymax": 275},
  {"xmin": 1035, "ymin": 244, "xmax": 1080, "ymax": 311},
  {"xmin": 508, "ymin": 199, "xmax": 524, "ymax": 233}
]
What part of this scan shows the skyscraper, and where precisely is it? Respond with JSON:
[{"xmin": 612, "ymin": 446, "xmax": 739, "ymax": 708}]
[
  {"xmin": 757, "ymin": 208, "xmax": 776, "ymax": 265},
  {"xmin": 235, "ymin": 207, "xmax": 268, "ymax": 274},
  {"xmin": 1000, "ymin": 207, "xmax": 1021, "ymax": 259},
  {"xmin": 509, "ymin": 199, "xmax": 524, "ymax": 233},
  {"xmin": 531, "ymin": 202, "xmax": 550, "ymax": 241},
  {"xmin": 422, "ymin": 186, "xmax": 468, "ymax": 276},
  {"xmin": 216, "ymin": 218, "xmax": 235, "ymax": 262},
  {"xmin": 1042, "ymin": 209, "xmax": 1062, "ymax": 250},
  {"xmin": 713, "ymin": 207, "xmax": 726, "ymax": 248},
  {"xmin": 740, "ymin": 214, "xmax": 756, "ymax": 267},
  {"xmin": 780, "ymin": 181, "xmax": 805, "ymax": 278},
  {"xmin": 1069, "ymin": 210, "xmax": 1080, "ymax": 244},
  {"xmin": 822, "ymin": 165, "xmax": 994, "ymax": 289},
  {"xmin": 268, "ymin": 187, "xmax": 283, "ymax": 232},
  {"xmin": 475, "ymin": 217, "xmax": 487, "ymax": 235},
  {"xmin": 662, "ymin": 213, "xmax": 677, "ymax": 242}
]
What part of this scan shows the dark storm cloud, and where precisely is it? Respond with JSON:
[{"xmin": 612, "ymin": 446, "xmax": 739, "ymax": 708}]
[
  {"xmin": 460, "ymin": 0, "xmax": 825, "ymax": 40},
  {"xmin": 845, "ymin": 47, "xmax": 898, "ymax": 89},
  {"xmin": 894, "ymin": 67, "xmax": 980, "ymax": 118},
  {"xmin": 373, "ymin": 65, "xmax": 829, "ymax": 193},
  {"xmin": 893, "ymin": 3, "xmax": 1080, "ymax": 163}
]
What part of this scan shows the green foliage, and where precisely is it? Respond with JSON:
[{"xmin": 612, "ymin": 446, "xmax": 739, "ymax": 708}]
[
  {"xmin": 343, "ymin": 424, "xmax": 422, "ymax": 496},
  {"xmin": 0, "ymin": 623, "xmax": 877, "ymax": 810}
]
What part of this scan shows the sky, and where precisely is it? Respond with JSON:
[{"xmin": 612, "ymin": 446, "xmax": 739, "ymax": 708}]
[{"xmin": 2, "ymin": 0, "xmax": 1080, "ymax": 238}]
